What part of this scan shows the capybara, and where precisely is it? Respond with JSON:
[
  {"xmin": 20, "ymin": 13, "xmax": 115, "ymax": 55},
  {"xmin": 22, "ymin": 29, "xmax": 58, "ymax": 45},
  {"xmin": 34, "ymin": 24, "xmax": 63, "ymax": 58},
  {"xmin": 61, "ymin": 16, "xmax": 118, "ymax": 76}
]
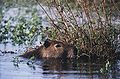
[{"xmin": 20, "ymin": 39, "xmax": 77, "ymax": 59}]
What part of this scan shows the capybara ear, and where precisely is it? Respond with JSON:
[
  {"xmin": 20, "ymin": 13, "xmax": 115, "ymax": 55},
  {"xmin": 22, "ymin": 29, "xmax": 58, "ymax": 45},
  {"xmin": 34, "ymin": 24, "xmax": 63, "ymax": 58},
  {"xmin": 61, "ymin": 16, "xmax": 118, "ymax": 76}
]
[{"xmin": 43, "ymin": 39, "xmax": 51, "ymax": 48}]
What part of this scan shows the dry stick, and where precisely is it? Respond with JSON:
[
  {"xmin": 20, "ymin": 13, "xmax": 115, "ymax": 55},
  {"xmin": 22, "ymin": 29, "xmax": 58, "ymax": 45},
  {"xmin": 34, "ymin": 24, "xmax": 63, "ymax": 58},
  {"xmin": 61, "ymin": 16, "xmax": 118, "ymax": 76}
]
[
  {"xmin": 59, "ymin": 2, "xmax": 78, "ymax": 42},
  {"xmin": 65, "ymin": 3, "xmax": 79, "ymax": 41},
  {"xmin": 77, "ymin": 0, "xmax": 89, "ymax": 28},
  {"xmin": 102, "ymin": 0, "xmax": 110, "ymax": 26},
  {"xmin": 77, "ymin": 0, "xmax": 86, "ymax": 25},
  {"xmin": 98, "ymin": 0, "xmax": 112, "ymax": 51},
  {"xmin": 65, "ymin": 0, "xmax": 78, "ymax": 27},
  {"xmin": 77, "ymin": 0, "xmax": 97, "ymax": 54},
  {"xmin": 53, "ymin": 0, "xmax": 71, "ymax": 42},
  {"xmin": 108, "ymin": 0, "xmax": 113, "ymax": 24},
  {"xmin": 76, "ymin": 8, "xmax": 84, "ymax": 25},
  {"xmin": 111, "ymin": 0, "xmax": 120, "ymax": 14},
  {"xmin": 97, "ymin": 0, "xmax": 111, "ymax": 45},
  {"xmin": 74, "ymin": 0, "xmax": 84, "ymax": 26},
  {"xmin": 45, "ymin": 0, "xmax": 61, "ymax": 35},
  {"xmin": 92, "ymin": 0, "xmax": 105, "ymax": 52},
  {"xmin": 102, "ymin": 0, "xmax": 106, "ymax": 23},
  {"xmin": 75, "ymin": 8, "xmax": 86, "ymax": 42},
  {"xmin": 46, "ymin": 0, "xmax": 59, "ymax": 23},
  {"xmin": 76, "ymin": 0, "xmax": 90, "ymax": 51},
  {"xmin": 68, "ymin": 1, "xmax": 86, "ymax": 46},
  {"xmin": 63, "ymin": 8, "xmax": 77, "ymax": 32},
  {"xmin": 78, "ymin": 0, "xmax": 90, "ymax": 22},
  {"xmin": 81, "ymin": 0, "xmax": 93, "ymax": 53},
  {"xmin": 47, "ymin": 1, "xmax": 65, "ymax": 42},
  {"xmin": 58, "ymin": 6, "xmax": 72, "ymax": 31},
  {"xmin": 63, "ymin": 0, "xmax": 80, "ymax": 43},
  {"xmin": 35, "ymin": 0, "xmax": 61, "ymax": 32},
  {"xmin": 54, "ymin": 0, "xmax": 68, "ymax": 30},
  {"xmin": 93, "ymin": 0, "xmax": 103, "ymax": 28},
  {"xmin": 77, "ymin": 0, "xmax": 92, "ymax": 31},
  {"xmin": 46, "ymin": 1, "xmax": 54, "ymax": 20}
]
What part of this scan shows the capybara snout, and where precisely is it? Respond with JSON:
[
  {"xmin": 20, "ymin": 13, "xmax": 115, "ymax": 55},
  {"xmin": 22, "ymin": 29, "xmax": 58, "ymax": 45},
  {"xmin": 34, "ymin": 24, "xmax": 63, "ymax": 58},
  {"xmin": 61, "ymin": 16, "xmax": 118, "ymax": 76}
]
[{"xmin": 20, "ymin": 39, "xmax": 77, "ymax": 59}]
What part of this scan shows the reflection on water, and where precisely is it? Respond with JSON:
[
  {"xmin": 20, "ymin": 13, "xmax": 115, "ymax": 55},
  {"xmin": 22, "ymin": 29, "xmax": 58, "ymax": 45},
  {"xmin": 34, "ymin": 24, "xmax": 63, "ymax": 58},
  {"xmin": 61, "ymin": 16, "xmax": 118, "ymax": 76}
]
[
  {"xmin": 40, "ymin": 58, "xmax": 120, "ymax": 79},
  {"xmin": 0, "ymin": 0, "xmax": 120, "ymax": 79},
  {"xmin": 0, "ymin": 43, "xmax": 120, "ymax": 79}
]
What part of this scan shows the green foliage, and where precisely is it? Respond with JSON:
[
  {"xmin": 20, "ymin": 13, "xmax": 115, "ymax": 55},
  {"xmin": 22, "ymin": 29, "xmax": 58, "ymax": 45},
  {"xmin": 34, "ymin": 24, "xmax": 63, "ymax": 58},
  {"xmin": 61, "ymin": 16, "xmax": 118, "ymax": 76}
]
[
  {"xmin": 42, "ymin": 27, "xmax": 57, "ymax": 40},
  {"xmin": 12, "ymin": 13, "xmax": 42, "ymax": 44},
  {"xmin": 0, "ymin": 7, "xmax": 44, "ymax": 45},
  {"xmin": 0, "ymin": 21, "xmax": 10, "ymax": 44},
  {"xmin": 11, "ymin": 10, "xmax": 42, "ymax": 45}
]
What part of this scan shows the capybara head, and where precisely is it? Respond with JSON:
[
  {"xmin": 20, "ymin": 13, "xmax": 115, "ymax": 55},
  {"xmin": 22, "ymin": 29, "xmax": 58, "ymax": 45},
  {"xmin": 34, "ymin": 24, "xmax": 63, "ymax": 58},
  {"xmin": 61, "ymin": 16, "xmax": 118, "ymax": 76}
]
[
  {"xmin": 40, "ymin": 39, "xmax": 65, "ymax": 58},
  {"xmin": 20, "ymin": 39, "xmax": 77, "ymax": 59}
]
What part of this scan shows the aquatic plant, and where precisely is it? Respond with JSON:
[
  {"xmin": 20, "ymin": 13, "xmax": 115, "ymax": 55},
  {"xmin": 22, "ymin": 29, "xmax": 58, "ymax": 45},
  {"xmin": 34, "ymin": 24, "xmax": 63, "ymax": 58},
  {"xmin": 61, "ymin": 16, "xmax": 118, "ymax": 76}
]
[
  {"xmin": 0, "ymin": 0, "xmax": 120, "ymax": 59},
  {"xmin": 0, "ymin": 7, "xmax": 44, "ymax": 45}
]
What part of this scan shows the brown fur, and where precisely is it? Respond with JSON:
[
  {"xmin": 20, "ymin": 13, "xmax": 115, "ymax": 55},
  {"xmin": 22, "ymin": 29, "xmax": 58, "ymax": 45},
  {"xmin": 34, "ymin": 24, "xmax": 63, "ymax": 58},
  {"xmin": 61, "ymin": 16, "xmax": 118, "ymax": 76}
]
[
  {"xmin": 40, "ymin": 40, "xmax": 65, "ymax": 58},
  {"xmin": 20, "ymin": 39, "xmax": 77, "ymax": 59}
]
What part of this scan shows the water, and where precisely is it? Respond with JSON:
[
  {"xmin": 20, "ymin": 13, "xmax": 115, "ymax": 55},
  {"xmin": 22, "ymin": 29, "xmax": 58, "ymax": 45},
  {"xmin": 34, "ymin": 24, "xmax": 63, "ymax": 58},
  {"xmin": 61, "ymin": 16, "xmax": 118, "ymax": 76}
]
[
  {"xmin": 0, "ymin": 0, "xmax": 120, "ymax": 79},
  {"xmin": 0, "ymin": 43, "xmax": 120, "ymax": 79}
]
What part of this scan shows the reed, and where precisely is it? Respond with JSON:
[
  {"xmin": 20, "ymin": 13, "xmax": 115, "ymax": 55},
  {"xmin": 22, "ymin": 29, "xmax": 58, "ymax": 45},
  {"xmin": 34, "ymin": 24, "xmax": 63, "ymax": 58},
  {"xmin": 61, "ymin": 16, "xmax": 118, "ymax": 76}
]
[{"xmin": 36, "ymin": 0, "xmax": 120, "ymax": 59}]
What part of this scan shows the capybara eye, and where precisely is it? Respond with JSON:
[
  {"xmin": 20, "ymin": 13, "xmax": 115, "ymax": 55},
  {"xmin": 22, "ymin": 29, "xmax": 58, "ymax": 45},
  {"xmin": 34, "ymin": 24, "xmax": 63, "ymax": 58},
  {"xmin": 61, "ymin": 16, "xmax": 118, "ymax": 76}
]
[{"xmin": 55, "ymin": 44, "xmax": 61, "ymax": 47}]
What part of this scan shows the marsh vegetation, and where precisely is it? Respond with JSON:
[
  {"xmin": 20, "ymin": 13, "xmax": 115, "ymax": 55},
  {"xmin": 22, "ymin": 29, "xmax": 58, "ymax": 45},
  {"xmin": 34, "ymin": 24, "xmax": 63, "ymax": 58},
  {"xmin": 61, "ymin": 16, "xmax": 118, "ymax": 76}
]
[
  {"xmin": 35, "ymin": 0, "xmax": 120, "ymax": 60},
  {"xmin": 0, "ymin": 0, "xmax": 120, "ymax": 79}
]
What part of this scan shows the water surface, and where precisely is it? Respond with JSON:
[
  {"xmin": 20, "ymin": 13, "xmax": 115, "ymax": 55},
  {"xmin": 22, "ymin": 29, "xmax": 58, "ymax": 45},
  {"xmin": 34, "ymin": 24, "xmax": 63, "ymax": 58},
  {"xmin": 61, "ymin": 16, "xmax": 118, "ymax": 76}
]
[{"xmin": 0, "ymin": 0, "xmax": 120, "ymax": 79}]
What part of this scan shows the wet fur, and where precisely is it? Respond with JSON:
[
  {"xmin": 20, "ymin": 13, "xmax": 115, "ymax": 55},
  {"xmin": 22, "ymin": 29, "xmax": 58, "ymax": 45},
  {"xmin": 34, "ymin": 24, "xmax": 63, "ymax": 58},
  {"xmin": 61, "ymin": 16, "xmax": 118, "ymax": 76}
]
[{"xmin": 20, "ymin": 39, "xmax": 77, "ymax": 59}]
